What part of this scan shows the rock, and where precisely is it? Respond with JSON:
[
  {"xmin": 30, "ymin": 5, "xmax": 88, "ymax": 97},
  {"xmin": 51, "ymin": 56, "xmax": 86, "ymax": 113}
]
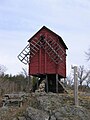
[
  {"xmin": 13, "ymin": 118, "xmax": 18, "ymax": 120},
  {"xmin": 53, "ymin": 105, "xmax": 90, "ymax": 120},
  {"xmin": 54, "ymin": 111, "xmax": 62, "ymax": 119},
  {"xmin": 17, "ymin": 117, "xmax": 26, "ymax": 120},
  {"xmin": 35, "ymin": 80, "xmax": 45, "ymax": 92},
  {"xmin": 26, "ymin": 107, "xmax": 49, "ymax": 120},
  {"xmin": 4, "ymin": 92, "xmax": 90, "ymax": 120},
  {"xmin": 50, "ymin": 115, "xmax": 56, "ymax": 120},
  {"xmin": 70, "ymin": 106, "xmax": 90, "ymax": 120}
]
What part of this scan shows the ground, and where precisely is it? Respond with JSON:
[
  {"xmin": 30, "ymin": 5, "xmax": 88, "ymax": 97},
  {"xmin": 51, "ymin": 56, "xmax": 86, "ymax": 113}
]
[{"xmin": 0, "ymin": 90, "xmax": 90, "ymax": 120}]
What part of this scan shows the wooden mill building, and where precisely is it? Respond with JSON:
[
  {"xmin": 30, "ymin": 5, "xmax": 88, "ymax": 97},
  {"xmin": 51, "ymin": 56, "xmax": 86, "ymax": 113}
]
[{"xmin": 18, "ymin": 26, "xmax": 68, "ymax": 93}]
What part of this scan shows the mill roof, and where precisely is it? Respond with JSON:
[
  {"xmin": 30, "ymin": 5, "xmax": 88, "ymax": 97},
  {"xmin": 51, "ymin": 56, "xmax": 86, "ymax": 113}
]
[{"xmin": 28, "ymin": 26, "xmax": 68, "ymax": 49}]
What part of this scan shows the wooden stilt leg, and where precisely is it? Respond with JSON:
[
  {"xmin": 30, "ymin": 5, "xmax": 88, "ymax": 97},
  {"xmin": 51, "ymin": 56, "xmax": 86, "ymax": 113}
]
[
  {"xmin": 46, "ymin": 75, "xmax": 48, "ymax": 93},
  {"xmin": 27, "ymin": 75, "xmax": 31, "ymax": 92},
  {"xmin": 56, "ymin": 74, "xmax": 58, "ymax": 93},
  {"xmin": 37, "ymin": 78, "xmax": 38, "ymax": 90}
]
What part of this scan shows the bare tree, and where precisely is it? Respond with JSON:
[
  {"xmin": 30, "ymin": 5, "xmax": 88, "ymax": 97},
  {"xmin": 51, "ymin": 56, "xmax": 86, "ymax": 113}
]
[
  {"xmin": 78, "ymin": 65, "xmax": 90, "ymax": 86},
  {"xmin": 0, "ymin": 64, "xmax": 7, "ymax": 77},
  {"xmin": 66, "ymin": 74, "xmax": 74, "ymax": 87},
  {"xmin": 21, "ymin": 68, "xmax": 28, "ymax": 78},
  {"xmin": 85, "ymin": 48, "xmax": 90, "ymax": 61},
  {"xmin": 86, "ymin": 75, "xmax": 90, "ymax": 87}
]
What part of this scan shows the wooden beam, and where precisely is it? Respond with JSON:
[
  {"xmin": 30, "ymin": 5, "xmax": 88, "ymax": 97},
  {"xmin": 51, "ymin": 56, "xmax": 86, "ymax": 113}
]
[
  {"xmin": 74, "ymin": 66, "xmax": 78, "ymax": 106},
  {"xmin": 56, "ymin": 74, "xmax": 58, "ymax": 93},
  {"xmin": 46, "ymin": 75, "xmax": 48, "ymax": 93},
  {"xmin": 72, "ymin": 66, "xmax": 78, "ymax": 106}
]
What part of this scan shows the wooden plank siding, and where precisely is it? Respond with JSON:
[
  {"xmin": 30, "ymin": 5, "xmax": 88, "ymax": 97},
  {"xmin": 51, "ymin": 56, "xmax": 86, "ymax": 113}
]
[{"xmin": 28, "ymin": 26, "xmax": 67, "ymax": 78}]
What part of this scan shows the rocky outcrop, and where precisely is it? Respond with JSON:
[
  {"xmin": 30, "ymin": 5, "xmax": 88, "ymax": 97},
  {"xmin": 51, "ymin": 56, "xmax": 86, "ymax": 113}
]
[
  {"xmin": 14, "ymin": 92, "xmax": 90, "ymax": 120},
  {"xmin": 26, "ymin": 107, "xmax": 49, "ymax": 120},
  {"xmin": 16, "ymin": 106, "xmax": 90, "ymax": 120},
  {"xmin": 0, "ymin": 92, "xmax": 89, "ymax": 120}
]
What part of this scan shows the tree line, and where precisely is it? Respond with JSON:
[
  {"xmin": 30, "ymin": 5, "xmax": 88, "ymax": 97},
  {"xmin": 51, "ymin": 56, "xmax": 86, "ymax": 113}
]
[{"xmin": 0, "ymin": 66, "xmax": 30, "ymax": 95}]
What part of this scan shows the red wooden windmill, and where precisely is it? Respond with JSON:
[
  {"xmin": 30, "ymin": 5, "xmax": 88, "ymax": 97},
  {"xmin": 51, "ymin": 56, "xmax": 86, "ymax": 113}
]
[{"xmin": 18, "ymin": 26, "xmax": 68, "ymax": 93}]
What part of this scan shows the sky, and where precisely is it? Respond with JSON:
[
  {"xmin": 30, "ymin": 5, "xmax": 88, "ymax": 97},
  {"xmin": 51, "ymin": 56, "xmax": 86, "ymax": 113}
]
[{"xmin": 0, "ymin": 0, "xmax": 90, "ymax": 75}]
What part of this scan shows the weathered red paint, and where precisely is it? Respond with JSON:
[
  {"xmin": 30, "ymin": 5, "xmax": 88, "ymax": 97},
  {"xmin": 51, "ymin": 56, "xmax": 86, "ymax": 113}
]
[{"xmin": 28, "ymin": 26, "xmax": 68, "ymax": 78}]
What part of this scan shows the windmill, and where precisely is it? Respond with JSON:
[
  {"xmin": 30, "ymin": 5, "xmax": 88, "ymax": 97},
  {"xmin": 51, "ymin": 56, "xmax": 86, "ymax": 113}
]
[{"xmin": 18, "ymin": 26, "xmax": 68, "ymax": 93}]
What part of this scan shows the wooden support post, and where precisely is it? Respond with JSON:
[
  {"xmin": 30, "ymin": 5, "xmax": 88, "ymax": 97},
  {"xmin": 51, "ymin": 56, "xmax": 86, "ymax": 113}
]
[
  {"xmin": 56, "ymin": 74, "xmax": 58, "ymax": 93},
  {"xmin": 26, "ymin": 75, "xmax": 31, "ymax": 92},
  {"xmin": 46, "ymin": 75, "xmax": 48, "ymax": 93},
  {"xmin": 74, "ymin": 66, "xmax": 78, "ymax": 106},
  {"xmin": 72, "ymin": 66, "xmax": 78, "ymax": 106},
  {"xmin": 37, "ymin": 78, "xmax": 39, "ymax": 89}
]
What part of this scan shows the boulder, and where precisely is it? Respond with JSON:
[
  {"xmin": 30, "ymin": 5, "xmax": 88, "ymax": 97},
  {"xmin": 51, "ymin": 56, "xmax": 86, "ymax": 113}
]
[{"xmin": 25, "ymin": 107, "xmax": 49, "ymax": 120}]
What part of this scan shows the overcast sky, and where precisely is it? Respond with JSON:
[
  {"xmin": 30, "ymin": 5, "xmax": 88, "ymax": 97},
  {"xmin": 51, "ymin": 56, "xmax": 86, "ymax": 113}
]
[{"xmin": 0, "ymin": 0, "xmax": 90, "ymax": 75}]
